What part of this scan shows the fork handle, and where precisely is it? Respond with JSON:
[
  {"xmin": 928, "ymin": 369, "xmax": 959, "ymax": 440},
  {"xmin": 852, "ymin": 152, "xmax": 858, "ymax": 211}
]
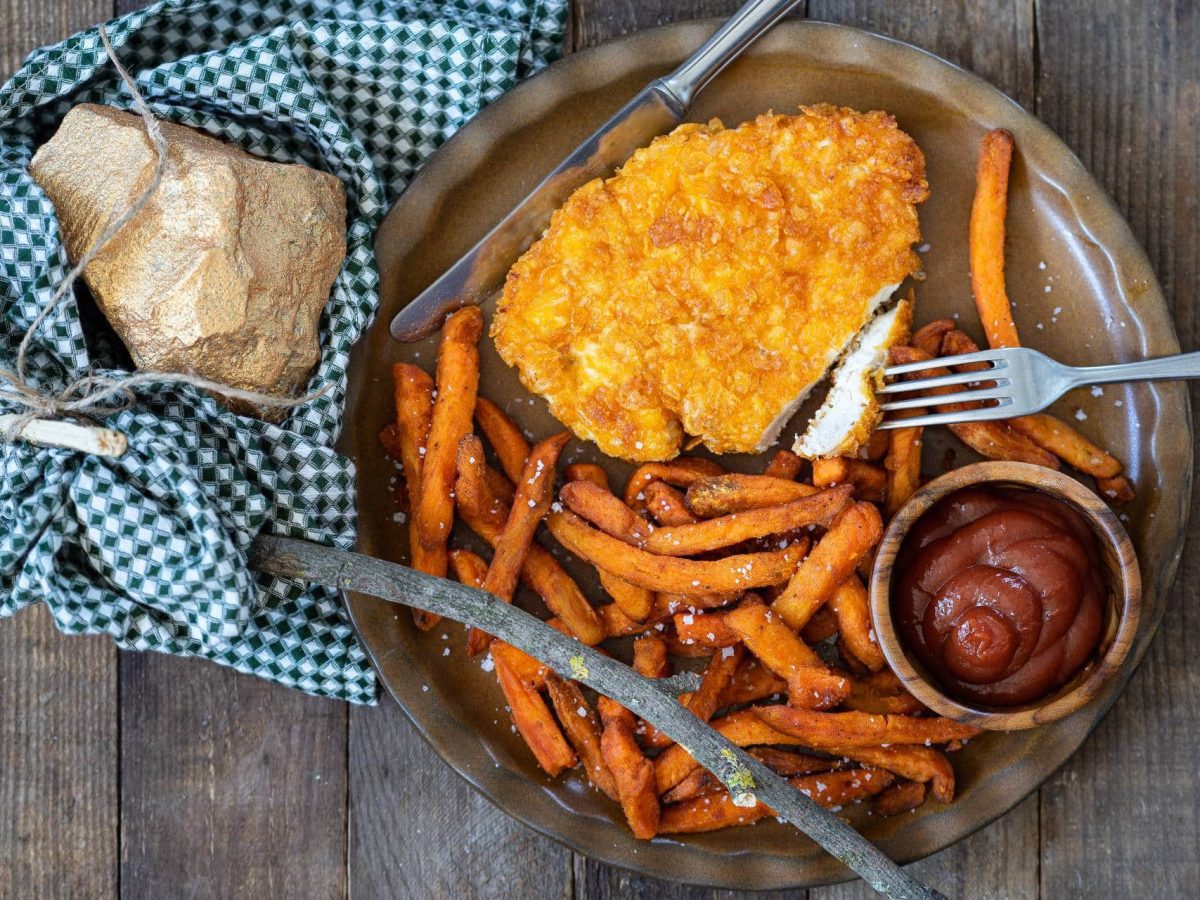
[{"xmin": 1069, "ymin": 351, "xmax": 1200, "ymax": 387}]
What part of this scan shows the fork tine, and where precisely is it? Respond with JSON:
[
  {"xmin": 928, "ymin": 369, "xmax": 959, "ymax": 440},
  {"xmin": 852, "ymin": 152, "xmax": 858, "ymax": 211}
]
[
  {"xmin": 878, "ymin": 403, "xmax": 1017, "ymax": 430},
  {"xmin": 883, "ymin": 349, "xmax": 1009, "ymax": 378},
  {"xmin": 878, "ymin": 370, "xmax": 1009, "ymax": 395},
  {"xmin": 880, "ymin": 388, "xmax": 1012, "ymax": 413}
]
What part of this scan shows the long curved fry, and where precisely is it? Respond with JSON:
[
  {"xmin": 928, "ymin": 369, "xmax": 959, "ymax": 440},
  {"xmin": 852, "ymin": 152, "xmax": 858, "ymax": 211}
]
[{"xmin": 546, "ymin": 511, "xmax": 805, "ymax": 597}]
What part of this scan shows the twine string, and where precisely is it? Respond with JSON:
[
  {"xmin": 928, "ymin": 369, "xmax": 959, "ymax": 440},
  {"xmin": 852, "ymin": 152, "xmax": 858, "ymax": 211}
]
[{"xmin": 0, "ymin": 24, "xmax": 330, "ymax": 444}]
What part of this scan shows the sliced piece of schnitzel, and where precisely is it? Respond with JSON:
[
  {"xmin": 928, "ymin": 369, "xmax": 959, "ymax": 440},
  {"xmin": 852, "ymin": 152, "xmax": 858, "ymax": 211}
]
[
  {"xmin": 491, "ymin": 104, "xmax": 928, "ymax": 462},
  {"xmin": 793, "ymin": 292, "xmax": 914, "ymax": 459}
]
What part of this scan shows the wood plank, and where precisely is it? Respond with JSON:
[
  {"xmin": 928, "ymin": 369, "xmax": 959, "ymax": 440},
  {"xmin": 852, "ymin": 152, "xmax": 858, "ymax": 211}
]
[
  {"xmin": 575, "ymin": 855, "xmax": 801, "ymax": 900},
  {"xmin": 571, "ymin": 0, "xmax": 750, "ymax": 51},
  {"xmin": 1035, "ymin": 1, "xmax": 1200, "ymax": 895},
  {"xmin": 0, "ymin": 0, "xmax": 109, "ymax": 80},
  {"xmin": 2, "ymin": 9, "xmax": 121, "ymax": 900},
  {"xmin": 347, "ymin": 698, "xmax": 572, "ymax": 899},
  {"xmin": 806, "ymin": 0, "xmax": 1035, "ymax": 110},
  {"xmin": 119, "ymin": 651, "xmax": 348, "ymax": 900},
  {"xmin": 0, "ymin": 605, "xmax": 118, "ymax": 900},
  {"xmin": 814, "ymin": 797, "xmax": 1039, "ymax": 900}
]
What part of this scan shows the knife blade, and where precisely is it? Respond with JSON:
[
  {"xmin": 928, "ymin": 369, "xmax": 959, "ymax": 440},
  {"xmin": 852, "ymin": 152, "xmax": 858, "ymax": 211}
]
[{"xmin": 389, "ymin": 0, "xmax": 802, "ymax": 341}]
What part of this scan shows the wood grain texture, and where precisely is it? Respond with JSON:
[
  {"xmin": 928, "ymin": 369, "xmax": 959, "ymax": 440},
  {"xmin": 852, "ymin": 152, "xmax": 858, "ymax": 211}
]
[
  {"xmin": 348, "ymin": 699, "xmax": 573, "ymax": 900},
  {"xmin": 0, "ymin": 0, "xmax": 108, "ymax": 80},
  {"xmin": 571, "ymin": 0, "xmax": 763, "ymax": 51},
  {"xmin": 1035, "ymin": 0, "xmax": 1200, "ymax": 895},
  {"xmin": 119, "ymin": 651, "xmax": 348, "ymax": 900},
  {"xmin": 2, "ymin": 11, "xmax": 119, "ymax": 900},
  {"xmin": 816, "ymin": 797, "xmax": 1039, "ymax": 900},
  {"xmin": 807, "ymin": 0, "xmax": 1035, "ymax": 110},
  {"xmin": 0, "ymin": 605, "xmax": 117, "ymax": 900}
]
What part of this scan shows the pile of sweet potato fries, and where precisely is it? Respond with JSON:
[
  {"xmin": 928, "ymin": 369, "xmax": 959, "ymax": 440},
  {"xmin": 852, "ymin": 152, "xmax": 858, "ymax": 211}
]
[{"xmin": 376, "ymin": 128, "xmax": 1132, "ymax": 840}]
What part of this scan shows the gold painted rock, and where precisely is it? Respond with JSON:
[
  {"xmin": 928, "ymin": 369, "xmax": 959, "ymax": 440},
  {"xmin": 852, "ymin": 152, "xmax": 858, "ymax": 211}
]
[{"xmin": 29, "ymin": 103, "xmax": 346, "ymax": 419}]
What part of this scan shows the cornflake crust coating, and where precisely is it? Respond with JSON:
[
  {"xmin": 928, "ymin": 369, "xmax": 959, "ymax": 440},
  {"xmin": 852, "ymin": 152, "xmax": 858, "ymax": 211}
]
[{"xmin": 492, "ymin": 105, "xmax": 928, "ymax": 461}]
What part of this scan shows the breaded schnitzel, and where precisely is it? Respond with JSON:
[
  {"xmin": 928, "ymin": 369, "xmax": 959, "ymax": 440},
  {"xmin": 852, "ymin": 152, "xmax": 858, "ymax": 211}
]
[{"xmin": 491, "ymin": 104, "xmax": 928, "ymax": 462}]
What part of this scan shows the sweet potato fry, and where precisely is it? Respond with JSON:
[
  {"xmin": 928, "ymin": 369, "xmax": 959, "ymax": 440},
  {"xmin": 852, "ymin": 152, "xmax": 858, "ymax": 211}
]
[
  {"xmin": 658, "ymin": 591, "xmax": 745, "ymax": 613},
  {"xmin": 378, "ymin": 422, "xmax": 405, "ymax": 463},
  {"xmin": 468, "ymin": 432, "xmax": 570, "ymax": 655},
  {"xmin": 455, "ymin": 438, "xmax": 605, "ymax": 644},
  {"xmin": 623, "ymin": 457, "xmax": 726, "ymax": 509},
  {"xmin": 884, "ymin": 409, "xmax": 924, "ymax": 517},
  {"xmin": 862, "ymin": 429, "xmax": 890, "ymax": 462},
  {"xmin": 824, "ymin": 743, "xmax": 956, "ymax": 804},
  {"xmin": 910, "ymin": 319, "xmax": 956, "ymax": 358},
  {"xmin": 1008, "ymin": 413, "xmax": 1123, "ymax": 477},
  {"xmin": 632, "ymin": 633, "xmax": 671, "ymax": 679},
  {"xmin": 598, "ymin": 697, "xmax": 660, "ymax": 839},
  {"xmin": 489, "ymin": 638, "xmax": 548, "ymax": 691},
  {"xmin": 661, "ymin": 744, "xmax": 840, "ymax": 803},
  {"xmin": 827, "ymin": 575, "xmax": 885, "ymax": 672},
  {"xmin": 643, "ymin": 481, "xmax": 698, "ymax": 526},
  {"xmin": 725, "ymin": 604, "xmax": 824, "ymax": 677},
  {"xmin": 474, "ymin": 395, "xmax": 530, "ymax": 484},
  {"xmin": 801, "ymin": 607, "xmax": 839, "ymax": 644},
  {"xmin": 660, "ymin": 768, "xmax": 727, "ymax": 804},
  {"xmin": 450, "ymin": 549, "xmax": 549, "ymax": 686},
  {"xmin": 843, "ymin": 684, "xmax": 924, "ymax": 716},
  {"xmin": 673, "ymin": 609, "xmax": 741, "ymax": 649},
  {"xmin": 750, "ymin": 747, "xmax": 837, "ymax": 778},
  {"xmin": 597, "ymin": 602, "xmax": 659, "ymax": 638},
  {"xmin": 560, "ymin": 479, "xmax": 654, "ymax": 544},
  {"xmin": 718, "ymin": 658, "xmax": 788, "ymax": 708},
  {"xmin": 562, "ymin": 466, "xmax": 654, "ymax": 622},
  {"xmin": 495, "ymin": 652, "xmax": 577, "ymax": 777},
  {"xmin": 392, "ymin": 363, "xmax": 441, "ymax": 628},
  {"xmin": 658, "ymin": 769, "xmax": 893, "ymax": 834},
  {"xmin": 687, "ymin": 644, "xmax": 745, "ymax": 724},
  {"xmin": 685, "ymin": 474, "xmax": 819, "ymax": 517},
  {"xmin": 643, "ymin": 486, "xmax": 849, "ymax": 557},
  {"xmin": 448, "ymin": 546, "xmax": 488, "ymax": 587},
  {"xmin": 752, "ymin": 705, "xmax": 982, "ymax": 748},
  {"xmin": 811, "ymin": 458, "xmax": 886, "ymax": 502},
  {"xmin": 598, "ymin": 571, "xmax": 654, "ymax": 623},
  {"xmin": 786, "ymin": 667, "xmax": 852, "ymax": 711},
  {"xmin": 1096, "ymin": 474, "xmax": 1136, "ymax": 504},
  {"xmin": 872, "ymin": 780, "xmax": 927, "ymax": 817},
  {"xmin": 563, "ymin": 463, "xmax": 609, "ymax": 488},
  {"xmin": 772, "ymin": 502, "xmax": 883, "ymax": 630},
  {"xmin": 544, "ymin": 672, "xmax": 618, "ymax": 800},
  {"xmin": 653, "ymin": 708, "xmax": 812, "ymax": 793},
  {"xmin": 970, "ymin": 129, "xmax": 1021, "ymax": 349},
  {"xmin": 763, "ymin": 449, "xmax": 804, "ymax": 480},
  {"xmin": 546, "ymin": 511, "xmax": 806, "ymax": 596},
  {"xmin": 415, "ymin": 307, "xmax": 482, "ymax": 555}
]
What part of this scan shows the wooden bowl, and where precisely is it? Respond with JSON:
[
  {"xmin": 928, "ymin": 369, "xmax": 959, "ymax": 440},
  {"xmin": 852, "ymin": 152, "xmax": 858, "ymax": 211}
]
[{"xmin": 869, "ymin": 461, "xmax": 1142, "ymax": 730}]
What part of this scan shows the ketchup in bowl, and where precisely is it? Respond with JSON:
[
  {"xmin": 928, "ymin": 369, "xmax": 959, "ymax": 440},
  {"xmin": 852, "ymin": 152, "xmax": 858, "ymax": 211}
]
[{"xmin": 892, "ymin": 486, "xmax": 1106, "ymax": 707}]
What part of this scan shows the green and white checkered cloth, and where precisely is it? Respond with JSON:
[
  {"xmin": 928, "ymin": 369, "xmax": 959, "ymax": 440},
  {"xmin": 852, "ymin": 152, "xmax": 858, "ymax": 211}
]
[{"xmin": 0, "ymin": 0, "xmax": 565, "ymax": 703}]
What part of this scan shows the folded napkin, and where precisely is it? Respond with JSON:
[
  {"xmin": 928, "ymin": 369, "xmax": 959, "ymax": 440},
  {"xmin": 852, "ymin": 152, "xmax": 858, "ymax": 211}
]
[{"xmin": 0, "ymin": 0, "xmax": 565, "ymax": 703}]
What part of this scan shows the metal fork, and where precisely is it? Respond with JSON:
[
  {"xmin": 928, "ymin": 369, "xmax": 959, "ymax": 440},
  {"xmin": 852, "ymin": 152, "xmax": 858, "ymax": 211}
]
[{"xmin": 876, "ymin": 346, "xmax": 1200, "ymax": 429}]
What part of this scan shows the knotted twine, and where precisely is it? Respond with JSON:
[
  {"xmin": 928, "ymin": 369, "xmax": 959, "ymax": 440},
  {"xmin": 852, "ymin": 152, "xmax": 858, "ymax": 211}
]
[{"xmin": 0, "ymin": 25, "xmax": 329, "ymax": 446}]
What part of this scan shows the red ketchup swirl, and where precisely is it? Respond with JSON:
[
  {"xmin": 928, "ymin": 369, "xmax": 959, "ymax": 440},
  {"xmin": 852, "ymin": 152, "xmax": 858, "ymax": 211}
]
[{"xmin": 893, "ymin": 487, "xmax": 1106, "ymax": 707}]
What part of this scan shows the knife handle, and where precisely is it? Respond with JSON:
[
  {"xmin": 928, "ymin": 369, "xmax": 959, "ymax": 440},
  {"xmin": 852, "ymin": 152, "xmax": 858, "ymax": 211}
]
[{"xmin": 660, "ymin": 0, "xmax": 802, "ymax": 107}]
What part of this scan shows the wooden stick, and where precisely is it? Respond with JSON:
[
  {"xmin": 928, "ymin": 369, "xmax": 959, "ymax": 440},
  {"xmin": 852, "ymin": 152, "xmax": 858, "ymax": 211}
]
[
  {"xmin": 250, "ymin": 534, "xmax": 944, "ymax": 900},
  {"xmin": 0, "ymin": 415, "xmax": 127, "ymax": 456}
]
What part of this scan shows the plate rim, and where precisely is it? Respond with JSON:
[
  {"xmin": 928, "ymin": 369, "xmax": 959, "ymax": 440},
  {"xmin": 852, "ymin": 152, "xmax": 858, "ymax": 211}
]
[{"xmin": 347, "ymin": 17, "xmax": 1192, "ymax": 890}]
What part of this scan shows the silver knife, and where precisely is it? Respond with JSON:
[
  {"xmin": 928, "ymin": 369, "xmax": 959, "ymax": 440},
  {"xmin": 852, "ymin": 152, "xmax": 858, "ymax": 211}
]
[{"xmin": 389, "ymin": 0, "xmax": 803, "ymax": 341}]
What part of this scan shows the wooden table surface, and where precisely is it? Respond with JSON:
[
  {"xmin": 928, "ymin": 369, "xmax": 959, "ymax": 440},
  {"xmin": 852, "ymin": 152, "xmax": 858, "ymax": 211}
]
[{"xmin": 2, "ymin": 1, "xmax": 1198, "ymax": 897}]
